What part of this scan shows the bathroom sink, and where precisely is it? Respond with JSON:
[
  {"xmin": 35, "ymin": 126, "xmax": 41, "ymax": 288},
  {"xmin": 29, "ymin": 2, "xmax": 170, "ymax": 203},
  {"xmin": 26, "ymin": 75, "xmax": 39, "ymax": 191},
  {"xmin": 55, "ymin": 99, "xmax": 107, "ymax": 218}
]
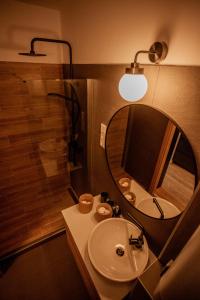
[
  {"xmin": 136, "ymin": 197, "xmax": 180, "ymax": 219},
  {"xmin": 87, "ymin": 218, "xmax": 149, "ymax": 282}
]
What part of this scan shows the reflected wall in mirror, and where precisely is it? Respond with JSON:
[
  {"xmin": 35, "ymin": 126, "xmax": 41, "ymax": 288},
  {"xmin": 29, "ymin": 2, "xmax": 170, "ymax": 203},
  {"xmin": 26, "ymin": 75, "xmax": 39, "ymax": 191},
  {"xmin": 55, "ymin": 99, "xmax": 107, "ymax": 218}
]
[{"xmin": 106, "ymin": 104, "xmax": 198, "ymax": 219}]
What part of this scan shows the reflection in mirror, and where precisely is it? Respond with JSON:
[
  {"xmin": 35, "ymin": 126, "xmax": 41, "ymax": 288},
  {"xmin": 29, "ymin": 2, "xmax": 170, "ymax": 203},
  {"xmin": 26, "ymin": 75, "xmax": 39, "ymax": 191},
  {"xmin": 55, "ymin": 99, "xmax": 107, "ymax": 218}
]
[{"xmin": 106, "ymin": 104, "xmax": 198, "ymax": 219}]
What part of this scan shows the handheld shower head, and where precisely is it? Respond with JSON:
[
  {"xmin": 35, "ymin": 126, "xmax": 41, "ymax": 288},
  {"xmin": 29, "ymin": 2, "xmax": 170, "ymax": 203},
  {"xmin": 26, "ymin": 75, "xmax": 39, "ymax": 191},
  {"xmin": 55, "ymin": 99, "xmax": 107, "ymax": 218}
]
[{"xmin": 18, "ymin": 50, "xmax": 46, "ymax": 56}]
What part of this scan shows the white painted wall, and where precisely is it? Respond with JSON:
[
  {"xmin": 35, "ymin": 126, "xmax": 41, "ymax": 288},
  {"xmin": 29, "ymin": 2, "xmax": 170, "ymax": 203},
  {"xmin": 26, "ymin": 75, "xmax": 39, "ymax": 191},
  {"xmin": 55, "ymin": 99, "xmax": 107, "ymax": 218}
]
[
  {"xmin": 60, "ymin": 0, "xmax": 200, "ymax": 65},
  {"xmin": 0, "ymin": 0, "xmax": 63, "ymax": 63},
  {"xmin": 1, "ymin": 0, "xmax": 200, "ymax": 65}
]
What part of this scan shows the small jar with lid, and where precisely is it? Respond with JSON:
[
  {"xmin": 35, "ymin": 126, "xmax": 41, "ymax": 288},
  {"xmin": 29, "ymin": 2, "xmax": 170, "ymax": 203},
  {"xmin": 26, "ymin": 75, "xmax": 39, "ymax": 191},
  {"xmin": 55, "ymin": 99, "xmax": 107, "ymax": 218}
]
[
  {"xmin": 96, "ymin": 203, "xmax": 113, "ymax": 221},
  {"xmin": 123, "ymin": 191, "xmax": 136, "ymax": 206},
  {"xmin": 79, "ymin": 193, "xmax": 94, "ymax": 213},
  {"xmin": 118, "ymin": 177, "xmax": 131, "ymax": 192}
]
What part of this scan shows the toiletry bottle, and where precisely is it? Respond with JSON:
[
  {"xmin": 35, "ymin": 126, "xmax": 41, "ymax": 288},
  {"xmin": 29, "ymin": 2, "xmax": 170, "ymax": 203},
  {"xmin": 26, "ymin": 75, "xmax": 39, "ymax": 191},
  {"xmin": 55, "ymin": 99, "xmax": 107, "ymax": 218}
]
[
  {"xmin": 100, "ymin": 192, "xmax": 114, "ymax": 207},
  {"xmin": 100, "ymin": 192, "xmax": 109, "ymax": 203}
]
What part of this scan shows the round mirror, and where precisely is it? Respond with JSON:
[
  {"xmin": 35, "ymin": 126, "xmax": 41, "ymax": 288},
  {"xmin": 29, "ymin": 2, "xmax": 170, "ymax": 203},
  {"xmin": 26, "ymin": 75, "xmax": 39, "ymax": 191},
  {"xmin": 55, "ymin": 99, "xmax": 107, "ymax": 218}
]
[{"xmin": 106, "ymin": 104, "xmax": 198, "ymax": 219}]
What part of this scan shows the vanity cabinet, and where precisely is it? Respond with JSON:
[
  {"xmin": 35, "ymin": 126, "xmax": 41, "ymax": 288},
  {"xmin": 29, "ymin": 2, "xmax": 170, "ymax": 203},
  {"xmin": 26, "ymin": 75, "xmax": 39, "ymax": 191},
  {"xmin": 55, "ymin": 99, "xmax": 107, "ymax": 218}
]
[{"xmin": 62, "ymin": 196, "xmax": 156, "ymax": 300}]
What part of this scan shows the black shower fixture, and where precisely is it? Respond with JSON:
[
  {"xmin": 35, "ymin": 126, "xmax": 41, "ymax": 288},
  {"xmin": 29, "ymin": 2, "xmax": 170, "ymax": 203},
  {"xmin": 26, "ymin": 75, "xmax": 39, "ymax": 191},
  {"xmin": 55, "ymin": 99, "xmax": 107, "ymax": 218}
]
[
  {"xmin": 48, "ymin": 86, "xmax": 81, "ymax": 166},
  {"xmin": 47, "ymin": 91, "xmax": 80, "ymax": 129},
  {"xmin": 18, "ymin": 51, "xmax": 46, "ymax": 57},
  {"xmin": 19, "ymin": 37, "xmax": 73, "ymax": 78},
  {"xmin": 19, "ymin": 37, "xmax": 80, "ymax": 166}
]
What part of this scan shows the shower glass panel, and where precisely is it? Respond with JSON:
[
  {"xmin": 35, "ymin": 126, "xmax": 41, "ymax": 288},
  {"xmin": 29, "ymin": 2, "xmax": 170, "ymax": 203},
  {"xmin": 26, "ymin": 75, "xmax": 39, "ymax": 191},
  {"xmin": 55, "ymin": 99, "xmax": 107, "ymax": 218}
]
[{"xmin": 0, "ymin": 79, "xmax": 88, "ymax": 258}]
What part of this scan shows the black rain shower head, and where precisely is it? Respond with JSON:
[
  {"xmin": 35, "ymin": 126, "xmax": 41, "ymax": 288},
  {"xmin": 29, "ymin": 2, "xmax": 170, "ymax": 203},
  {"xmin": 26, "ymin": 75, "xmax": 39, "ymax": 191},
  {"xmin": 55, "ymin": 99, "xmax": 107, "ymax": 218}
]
[
  {"xmin": 18, "ymin": 37, "xmax": 73, "ymax": 78},
  {"xmin": 18, "ymin": 50, "xmax": 46, "ymax": 56}
]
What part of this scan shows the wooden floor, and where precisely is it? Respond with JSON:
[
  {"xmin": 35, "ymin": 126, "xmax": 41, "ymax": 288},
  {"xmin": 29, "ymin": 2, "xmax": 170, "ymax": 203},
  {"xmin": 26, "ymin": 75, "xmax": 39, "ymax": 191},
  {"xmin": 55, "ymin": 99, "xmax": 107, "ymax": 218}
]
[{"xmin": 155, "ymin": 163, "xmax": 195, "ymax": 211}]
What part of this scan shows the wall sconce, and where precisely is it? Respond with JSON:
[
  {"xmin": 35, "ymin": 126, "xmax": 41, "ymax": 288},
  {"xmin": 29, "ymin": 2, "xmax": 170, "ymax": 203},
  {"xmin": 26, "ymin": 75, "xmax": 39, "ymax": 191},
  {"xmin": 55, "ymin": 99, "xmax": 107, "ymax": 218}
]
[{"xmin": 118, "ymin": 41, "xmax": 168, "ymax": 102}]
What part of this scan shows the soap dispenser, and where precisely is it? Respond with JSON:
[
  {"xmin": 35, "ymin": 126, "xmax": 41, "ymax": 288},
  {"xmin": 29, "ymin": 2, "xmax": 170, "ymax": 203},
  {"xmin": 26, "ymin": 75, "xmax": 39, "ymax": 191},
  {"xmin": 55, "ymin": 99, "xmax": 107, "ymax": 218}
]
[{"xmin": 100, "ymin": 192, "xmax": 114, "ymax": 207}]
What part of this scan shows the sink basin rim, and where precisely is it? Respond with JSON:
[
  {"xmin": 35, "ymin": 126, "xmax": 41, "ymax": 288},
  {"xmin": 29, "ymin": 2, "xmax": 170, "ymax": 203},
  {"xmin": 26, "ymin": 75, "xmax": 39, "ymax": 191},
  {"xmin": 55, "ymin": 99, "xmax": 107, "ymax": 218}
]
[
  {"xmin": 88, "ymin": 217, "xmax": 149, "ymax": 282},
  {"xmin": 136, "ymin": 197, "xmax": 181, "ymax": 219}
]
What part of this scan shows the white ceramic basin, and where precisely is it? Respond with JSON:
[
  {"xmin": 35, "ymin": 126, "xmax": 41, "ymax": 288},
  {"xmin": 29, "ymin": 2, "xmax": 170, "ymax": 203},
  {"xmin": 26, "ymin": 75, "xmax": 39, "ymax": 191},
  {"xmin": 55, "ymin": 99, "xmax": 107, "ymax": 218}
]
[
  {"xmin": 87, "ymin": 218, "xmax": 149, "ymax": 282},
  {"xmin": 136, "ymin": 197, "xmax": 180, "ymax": 219}
]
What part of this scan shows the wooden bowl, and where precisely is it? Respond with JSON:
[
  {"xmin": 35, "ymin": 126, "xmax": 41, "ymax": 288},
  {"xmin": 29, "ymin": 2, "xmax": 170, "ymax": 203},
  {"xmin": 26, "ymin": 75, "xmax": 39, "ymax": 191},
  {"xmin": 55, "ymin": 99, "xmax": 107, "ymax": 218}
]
[
  {"xmin": 96, "ymin": 203, "xmax": 113, "ymax": 221},
  {"xmin": 79, "ymin": 193, "xmax": 94, "ymax": 213}
]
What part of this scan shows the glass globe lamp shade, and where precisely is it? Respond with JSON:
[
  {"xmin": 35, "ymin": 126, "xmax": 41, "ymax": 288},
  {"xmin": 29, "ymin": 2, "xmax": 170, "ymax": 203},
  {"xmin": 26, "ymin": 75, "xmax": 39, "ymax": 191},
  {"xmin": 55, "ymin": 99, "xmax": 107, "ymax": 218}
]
[{"xmin": 118, "ymin": 73, "xmax": 148, "ymax": 102}]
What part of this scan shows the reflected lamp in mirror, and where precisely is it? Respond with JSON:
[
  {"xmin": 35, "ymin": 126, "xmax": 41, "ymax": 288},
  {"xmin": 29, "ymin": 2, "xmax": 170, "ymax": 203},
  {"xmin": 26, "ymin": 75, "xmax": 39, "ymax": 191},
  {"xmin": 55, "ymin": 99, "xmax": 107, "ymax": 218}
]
[{"xmin": 118, "ymin": 41, "xmax": 168, "ymax": 102}]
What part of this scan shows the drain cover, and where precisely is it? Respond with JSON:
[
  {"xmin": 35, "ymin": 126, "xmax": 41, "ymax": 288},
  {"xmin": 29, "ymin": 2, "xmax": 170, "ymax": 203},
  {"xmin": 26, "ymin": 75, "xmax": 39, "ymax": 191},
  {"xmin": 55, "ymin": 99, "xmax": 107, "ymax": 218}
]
[{"xmin": 115, "ymin": 244, "xmax": 125, "ymax": 256}]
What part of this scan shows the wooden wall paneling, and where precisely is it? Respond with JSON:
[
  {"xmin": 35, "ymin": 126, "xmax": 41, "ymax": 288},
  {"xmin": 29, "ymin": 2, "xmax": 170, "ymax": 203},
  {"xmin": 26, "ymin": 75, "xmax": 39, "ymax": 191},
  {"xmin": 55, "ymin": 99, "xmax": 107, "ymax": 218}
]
[
  {"xmin": 106, "ymin": 105, "xmax": 131, "ymax": 183},
  {"xmin": 149, "ymin": 120, "xmax": 177, "ymax": 194},
  {"xmin": 0, "ymin": 62, "xmax": 74, "ymax": 258}
]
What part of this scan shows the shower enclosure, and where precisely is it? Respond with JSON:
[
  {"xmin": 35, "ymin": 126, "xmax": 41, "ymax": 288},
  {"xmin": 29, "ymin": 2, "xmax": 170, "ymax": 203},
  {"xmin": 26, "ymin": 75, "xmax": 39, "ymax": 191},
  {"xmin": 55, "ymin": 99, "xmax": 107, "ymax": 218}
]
[{"xmin": 0, "ymin": 78, "xmax": 94, "ymax": 259}]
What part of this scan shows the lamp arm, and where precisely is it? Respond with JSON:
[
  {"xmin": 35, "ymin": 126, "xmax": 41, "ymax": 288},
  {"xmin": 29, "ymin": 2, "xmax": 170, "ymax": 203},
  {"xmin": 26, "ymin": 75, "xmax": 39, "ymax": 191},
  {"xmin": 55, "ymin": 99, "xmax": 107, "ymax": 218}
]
[{"xmin": 133, "ymin": 50, "xmax": 156, "ymax": 65}]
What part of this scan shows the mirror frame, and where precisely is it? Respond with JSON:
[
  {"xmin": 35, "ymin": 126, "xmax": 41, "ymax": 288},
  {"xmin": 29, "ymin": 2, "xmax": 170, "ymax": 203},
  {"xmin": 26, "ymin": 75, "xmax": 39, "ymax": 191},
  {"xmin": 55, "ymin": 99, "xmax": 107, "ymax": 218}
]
[{"xmin": 105, "ymin": 103, "xmax": 198, "ymax": 220}]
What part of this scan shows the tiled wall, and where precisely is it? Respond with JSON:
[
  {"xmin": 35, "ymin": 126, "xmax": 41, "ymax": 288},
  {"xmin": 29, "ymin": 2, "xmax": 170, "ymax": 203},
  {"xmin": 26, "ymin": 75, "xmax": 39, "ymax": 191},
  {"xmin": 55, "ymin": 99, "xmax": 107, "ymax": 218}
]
[{"xmin": 0, "ymin": 62, "xmax": 73, "ymax": 257}]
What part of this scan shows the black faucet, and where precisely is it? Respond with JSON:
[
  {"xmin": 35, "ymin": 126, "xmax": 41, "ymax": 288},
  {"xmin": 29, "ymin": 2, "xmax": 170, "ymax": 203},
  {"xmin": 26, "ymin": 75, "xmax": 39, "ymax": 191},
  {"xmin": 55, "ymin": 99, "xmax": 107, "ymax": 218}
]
[
  {"xmin": 127, "ymin": 213, "xmax": 144, "ymax": 249},
  {"xmin": 129, "ymin": 233, "xmax": 144, "ymax": 249},
  {"xmin": 153, "ymin": 197, "xmax": 164, "ymax": 219}
]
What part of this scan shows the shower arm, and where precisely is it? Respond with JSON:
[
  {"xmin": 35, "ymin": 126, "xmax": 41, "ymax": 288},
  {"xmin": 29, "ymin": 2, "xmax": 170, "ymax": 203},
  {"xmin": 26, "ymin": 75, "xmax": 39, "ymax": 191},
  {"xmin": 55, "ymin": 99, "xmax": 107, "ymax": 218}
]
[
  {"xmin": 30, "ymin": 37, "xmax": 73, "ymax": 79},
  {"xmin": 48, "ymin": 92, "xmax": 80, "ymax": 113}
]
